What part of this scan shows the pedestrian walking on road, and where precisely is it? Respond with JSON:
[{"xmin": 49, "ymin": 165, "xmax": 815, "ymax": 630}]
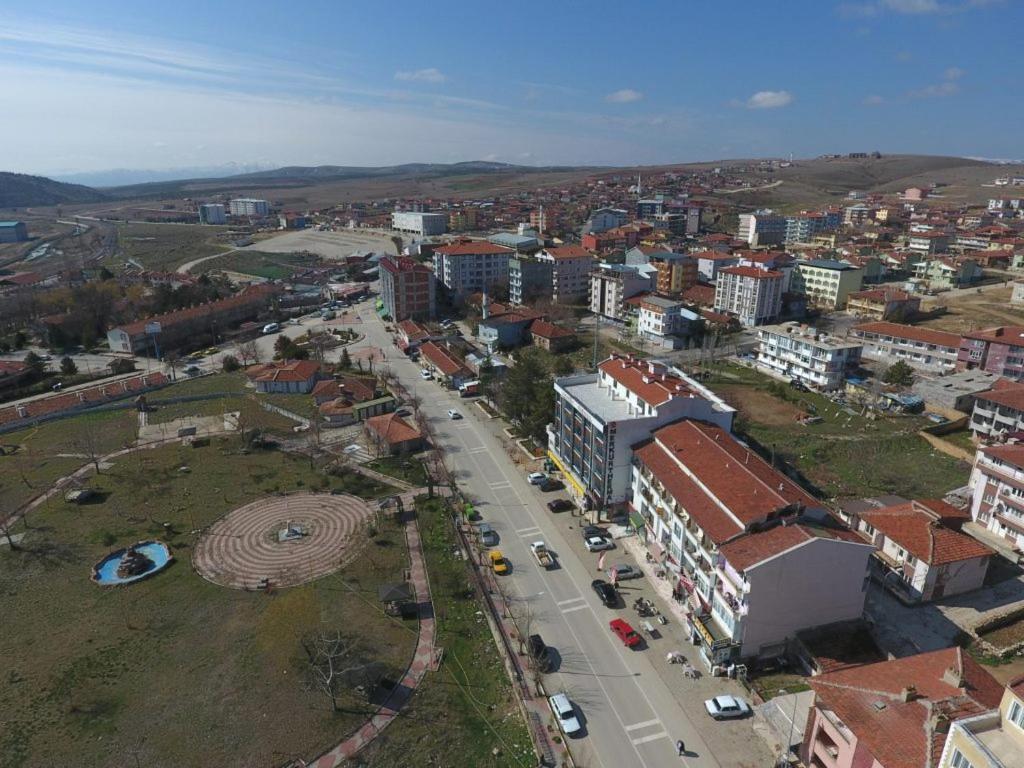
[{"xmin": 676, "ymin": 739, "xmax": 685, "ymax": 756}]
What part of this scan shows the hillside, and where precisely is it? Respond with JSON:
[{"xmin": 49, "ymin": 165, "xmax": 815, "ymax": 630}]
[{"xmin": 0, "ymin": 172, "xmax": 107, "ymax": 209}]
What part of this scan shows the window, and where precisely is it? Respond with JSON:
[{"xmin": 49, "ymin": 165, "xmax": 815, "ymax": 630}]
[
  {"xmin": 950, "ymin": 750, "xmax": 974, "ymax": 768},
  {"xmin": 1010, "ymin": 699, "xmax": 1024, "ymax": 728}
]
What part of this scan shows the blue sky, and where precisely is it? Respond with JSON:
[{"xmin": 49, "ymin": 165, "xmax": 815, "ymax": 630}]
[{"xmin": 0, "ymin": 0, "xmax": 1019, "ymax": 176}]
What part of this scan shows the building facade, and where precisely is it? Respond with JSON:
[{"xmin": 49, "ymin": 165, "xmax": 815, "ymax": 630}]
[
  {"xmin": 913, "ymin": 258, "xmax": 983, "ymax": 291},
  {"xmin": 846, "ymin": 288, "xmax": 921, "ymax": 321},
  {"xmin": 636, "ymin": 296, "xmax": 701, "ymax": 347},
  {"xmin": 508, "ymin": 256, "xmax": 554, "ymax": 305},
  {"xmin": 936, "ymin": 677, "xmax": 1024, "ymax": 768},
  {"xmin": 378, "ymin": 255, "xmax": 436, "ymax": 321},
  {"xmin": 713, "ymin": 266, "xmax": 784, "ymax": 327},
  {"xmin": 198, "ymin": 204, "xmax": 226, "ymax": 225},
  {"xmin": 535, "ymin": 245, "xmax": 595, "ymax": 302},
  {"xmin": 391, "ymin": 211, "xmax": 447, "ymax": 236},
  {"xmin": 791, "ymin": 259, "xmax": 864, "ymax": 310},
  {"xmin": 851, "ymin": 321, "xmax": 961, "ymax": 375},
  {"xmin": 757, "ymin": 322, "xmax": 863, "ymax": 390},
  {"xmin": 547, "ymin": 356, "xmax": 735, "ymax": 511},
  {"xmin": 589, "ymin": 264, "xmax": 652, "ymax": 321},
  {"xmin": 0, "ymin": 221, "xmax": 29, "ymax": 243},
  {"xmin": 959, "ymin": 326, "xmax": 1024, "ymax": 379},
  {"xmin": 228, "ymin": 198, "xmax": 270, "ymax": 217},
  {"xmin": 432, "ymin": 240, "xmax": 514, "ymax": 299},
  {"xmin": 969, "ymin": 382, "xmax": 1024, "ymax": 438},
  {"xmin": 738, "ymin": 211, "xmax": 787, "ymax": 246},
  {"xmin": 969, "ymin": 442, "xmax": 1024, "ymax": 552}
]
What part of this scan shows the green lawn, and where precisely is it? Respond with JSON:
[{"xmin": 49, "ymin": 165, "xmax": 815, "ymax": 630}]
[
  {"xmin": 0, "ymin": 442, "xmax": 415, "ymax": 768},
  {"xmin": 366, "ymin": 457, "xmax": 428, "ymax": 487},
  {"xmin": 143, "ymin": 373, "xmax": 300, "ymax": 433},
  {"xmin": 358, "ymin": 496, "xmax": 534, "ymax": 768}
]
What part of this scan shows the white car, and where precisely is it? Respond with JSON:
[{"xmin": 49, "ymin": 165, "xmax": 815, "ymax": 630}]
[
  {"xmin": 548, "ymin": 693, "xmax": 582, "ymax": 736},
  {"xmin": 419, "ymin": 369, "xmax": 432, "ymax": 380},
  {"xmin": 584, "ymin": 536, "xmax": 615, "ymax": 552},
  {"xmin": 527, "ymin": 472, "xmax": 547, "ymax": 485},
  {"xmin": 447, "ymin": 409, "xmax": 462, "ymax": 420},
  {"xmin": 704, "ymin": 695, "xmax": 750, "ymax": 720}
]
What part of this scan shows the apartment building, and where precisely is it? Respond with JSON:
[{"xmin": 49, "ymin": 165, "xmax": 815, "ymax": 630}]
[
  {"xmin": 958, "ymin": 325, "xmax": 1024, "ymax": 379},
  {"xmin": 628, "ymin": 247, "xmax": 697, "ymax": 297},
  {"xmin": 508, "ymin": 256, "xmax": 554, "ymax": 305},
  {"xmin": 636, "ymin": 296, "xmax": 701, "ymax": 348},
  {"xmin": 198, "ymin": 204, "xmax": 226, "ymax": 225},
  {"xmin": 846, "ymin": 288, "xmax": 921, "ymax": 321},
  {"xmin": 535, "ymin": 245, "xmax": 595, "ymax": 302},
  {"xmin": 738, "ymin": 210, "xmax": 787, "ymax": 246},
  {"xmin": 589, "ymin": 263, "xmax": 652, "ymax": 321},
  {"xmin": 913, "ymin": 258, "xmax": 982, "ymax": 291},
  {"xmin": 547, "ymin": 356, "xmax": 735, "ymax": 511},
  {"xmin": 969, "ymin": 441, "xmax": 1024, "ymax": 552},
  {"xmin": 713, "ymin": 266, "xmax": 783, "ymax": 327},
  {"xmin": 843, "ymin": 203, "xmax": 873, "ymax": 226},
  {"xmin": 228, "ymin": 198, "xmax": 270, "ymax": 217},
  {"xmin": 851, "ymin": 321, "xmax": 960, "ymax": 374},
  {"xmin": 969, "ymin": 381, "xmax": 1024, "ymax": 438},
  {"xmin": 378, "ymin": 255, "xmax": 436, "ymax": 321},
  {"xmin": 391, "ymin": 211, "xmax": 447, "ymax": 236},
  {"xmin": 694, "ymin": 251, "xmax": 741, "ymax": 283},
  {"xmin": 432, "ymin": 240, "xmax": 514, "ymax": 299},
  {"xmin": 802, "ymin": 648, "xmax": 1004, "ymax": 768},
  {"xmin": 936, "ymin": 676, "xmax": 1024, "ymax": 768},
  {"xmin": 757, "ymin": 322, "xmax": 863, "ymax": 390},
  {"xmin": 785, "ymin": 211, "xmax": 841, "ymax": 244},
  {"xmin": 791, "ymin": 259, "xmax": 864, "ymax": 310},
  {"xmin": 582, "ymin": 207, "xmax": 628, "ymax": 235},
  {"xmin": 649, "ymin": 207, "xmax": 701, "ymax": 236},
  {"xmin": 909, "ymin": 231, "xmax": 951, "ymax": 254},
  {"xmin": 631, "ymin": 419, "xmax": 872, "ymax": 665}
]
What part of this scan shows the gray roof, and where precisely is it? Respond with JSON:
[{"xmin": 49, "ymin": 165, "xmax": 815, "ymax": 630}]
[{"xmin": 796, "ymin": 259, "xmax": 858, "ymax": 271}]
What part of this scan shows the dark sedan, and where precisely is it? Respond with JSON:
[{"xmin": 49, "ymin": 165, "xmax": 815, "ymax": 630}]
[{"xmin": 591, "ymin": 579, "xmax": 618, "ymax": 608}]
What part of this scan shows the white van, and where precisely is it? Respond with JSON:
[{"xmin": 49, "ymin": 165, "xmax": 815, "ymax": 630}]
[{"xmin": 262, "ymin": 323, "xmax": 281, "ymax": 334}]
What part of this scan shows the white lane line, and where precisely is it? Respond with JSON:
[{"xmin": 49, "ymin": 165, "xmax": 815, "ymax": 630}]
[
  {"xmin": 631, "ymin": 731, "xmax": 668, "ymax": 747},
  {"xmin": 468, "ymin": 446, "xmax": 488, "ymax": 454},
  {"xmin": 489, "ymin": 480, "xmax": 512, "ymax": 489},
  {"xmin": 560, "ymin": 604, "xmax": 589, "ymax": 615},
  {"xmin": 516, "ymin": 525, "xmax": 541, "ymax": 535},
  {"xmin": 556, "ymin": 596, "xmax": 585, "ymax": 606},
  {"xmin": 624, "ymin": 718, "xmax": 661, "ymax": 732}
]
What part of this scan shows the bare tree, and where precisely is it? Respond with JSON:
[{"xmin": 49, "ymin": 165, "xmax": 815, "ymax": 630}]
[
  {"xmin": 302, "ymin": 631, "xmax": 377, "ymax": 711},
  {"xmin": 71, "ymin": 427, "xmax": 105, "ymax": 475},
  {"xmin": 0, "ymin": 511, "xmax": 21, "ymax": 551},
  {"xmin": 165, "ymin": 351, "xmax": 182, "ymax": 382},
  {"xmin": 237, "ymin": 340, "xmax": 261, "ymax": 368},
  {"xmin": 305, "ymin": 415, "xmax": 323, "ymax": 469}
]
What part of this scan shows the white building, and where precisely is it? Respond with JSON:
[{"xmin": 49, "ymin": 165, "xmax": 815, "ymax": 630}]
[
  {"xmin": 631, "ymin": 419, "xmax": 873, "ymax": 664},
  {"xmin": 432, "ymin": 240, "xmax": 513, "ymax": 299},
  {"xmin": 850, "ymin": 321, "xmax": 960, "ymax": 375},
  {"xmin": 392, "ymin": 211, "xmax": 448, "ymax": 237},
  {"xmin": 589, "ymin": 263, "xmax": 652, "ymax": 321},
  {"xmin": 583, "ymin": 207, "xmax": 628, "ymax": 234},
  {"xmin": 547, "ymin": 356, "xmax": 734, "ymax": 512},
  {"xmin": 636, "ymin": 296, "xmax": 701, "ymax": 348},
  {"xmin": 969, "ymin": 442, "xmax": 1024, "ymax": 552},
  {"xmin": 756, "ymin": 322, "xmax": 863, "ymax": 390},
  {"xmin": 535, "ymin": 245, "xmax": 595, "ymax": 302},
  {"xmin": 228, "ymin": 198, "xmax": 270, "ymax": 217},
  {"xmin": 713, "ymin": 266, "xmax": 783, "ymax": 327},
  {"xmin": 738, "ymin": 210, "xmax": 787, "ymax": 246},
  {"xmin": 198, "ymin": 203, "xmax": 226, "ymax": 225},
  {"xmin": 790, "ymin": 259, "xmax": 864, "ymax": 310}
]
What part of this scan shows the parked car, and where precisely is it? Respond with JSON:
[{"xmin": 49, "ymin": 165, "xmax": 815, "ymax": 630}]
[
  {"xmin": 606, "ymin": 564, "xmax": 642, "ymax": 581},
  {"xmin": 64, "ymin": 488, "xmax": 96, "ymax": 504},
  {"xmin": 548, "ymin": 693, "xmax": 581, "ymax": 736},
  {"xmin": 262, "ymin": 323, "xmax": 281, "ymax": 334},
  {"xmin": 419, "ymin": 369, "xmax": 432, "ymax": 380},
  {"xmin": 488, "ymin": 550, "xmax": 509, "ymax": 575},
  {"xmin": 184, "ymin": 365, "xmax": 201, "ymax": 376},
  {"xmin": 591, "ymin": 579, "xmax": 618, "ymax": 607},
  {"xmin": 447, "ymin": 409, "xmax": 462, "ymax": 420},
  {"xmin": 704, "ymin": 695, "xmax": 750, "ymax": 720},
  {"xmin": 527, "ymin": 472, "xmax": 547, "ymax": 485},
  {"xmin": 547, "ymin": 499, "xmax": 573, "ymax": 513},
  {"xmin": 584, "ymin": 535, "xmax": 614, "ymax": 552},
  {"xmin": 789, "ymin": 378, "xmax": 809, "ymax": 392},
  {"xmin": 528, "ymin": 634, "xmax": 551, "ymax": 672},
  {"xmin": 539, "ymin": 478, "xmax": 564, "ymax": 492},
  {"xmin": 582, "ymin": 525, "xmax": 612, "ymax": 540},
  {"xmin": 477, "ymin": 522, "xmax": 498, "ymax": 547},
  {"xmin": 609, "ymin": 618, "xmax": 642, "ymax": 648}
]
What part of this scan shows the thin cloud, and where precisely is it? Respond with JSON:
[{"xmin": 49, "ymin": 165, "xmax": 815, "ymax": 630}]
[
  {"xmin": 945, "ymin": 66, "xmax": 965, "ymax": 80},
  {"xmin": 394, "ymin": 67, "xmax": 446, "ymax": 84},
  {"xmin": 605, "ymin": 89, "xmax": 643, "ymax": 103},
  {"xmin": 746, "ymin": 90, "xmax": 794, "ymax": 109},
  {"xmin": 839, "ymin": 0, "xmax": 1001, "ymax": 16},
  {"xmin": 863, "ymin": 94, "xmax": 886, "ymax": 106},
  {"xmin": 908, "ymin": 67, "xmax": 964, "ymax": 98}
]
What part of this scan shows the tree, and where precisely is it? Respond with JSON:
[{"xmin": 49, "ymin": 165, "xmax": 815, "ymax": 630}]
[
  {"xmin": 882, "ymin": 360, "xmax": 914, "ymax": 387},
  {"xmin": 222, "ymin": 355, "xmax": 241, "ymax": 372},
  {"xmin": 60, "ymin": 356, "xmax": 78, "ymax": 376},
  {"xmin": 339, "ymin": 347, "xmax": 352, "ymax": 370},
  {"xmin": 302, "ymin": 630, "xmax": 377, "ymax": 711},
  {"xmin": 109, "ymin": 358, "xmax": 136, "ymax": 375},
  {"xmin": 236, "ymin": 340, "xmax": 261, "ymax": 368},
  {"xmin": 499, "ymin": 348, "xmax": 555, "ymax": 444},
  {"xmin": 71, "ymin": 426, "xmax": 105, "ymax": 475},
  {"xmin": 22, "ymin": 351, "xmax": 46, "ymax": 380}
]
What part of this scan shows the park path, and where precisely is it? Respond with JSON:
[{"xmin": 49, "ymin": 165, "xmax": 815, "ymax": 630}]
[{"xmin": 307, "ymin": 487, "xmax": 443, "ymax": 767}]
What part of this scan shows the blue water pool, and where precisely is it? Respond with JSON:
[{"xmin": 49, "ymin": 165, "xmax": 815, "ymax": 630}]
[{"xmin": 92, "ymin": 541, "xmax": 173, "ymax": 585}]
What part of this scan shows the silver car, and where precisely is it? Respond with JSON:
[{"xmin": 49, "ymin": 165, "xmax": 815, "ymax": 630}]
[{"xmin": 704, "ymin": 695, "xmax": 750, "ymax": 720}]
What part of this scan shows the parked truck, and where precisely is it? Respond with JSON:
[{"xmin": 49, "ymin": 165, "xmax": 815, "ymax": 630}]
[{"xmin": 530, "ymin": 541, "xmax": 555, "ymax": 569}]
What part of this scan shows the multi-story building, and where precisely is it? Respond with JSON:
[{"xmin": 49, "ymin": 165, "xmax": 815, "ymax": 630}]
[
  {"xmin": 589, "ymin": 263, "xmax": 652, "ymax": 321},
  {"xmin": 969, "ymin": 381, "xmax": 1024, "ymax": 438},
  {"xmin": 448, "ymin": 207, "xmax": 478, "ymax": 232},
  {"xmin": 228, "ymin": 198, "xmax": 270, "ymax": 217},
  {"xmin": 636, "ymin": 296, "xmax": 701, "ymax": 348},
  {"xmin": 738, "ymin": 210, "xmax": 787, "ymax": 246},
  {"xmin": 913, "ymin": 258, "xmax": 982, "ymax": 291},
  {"xmin": 547, "ymin": 356, "xmax": 735, "ymax": 511},
  {"xmin": 802, "ymin": 648, "xmax": 1004, "ymax": 768},
  {"xmin": 695, "ymin": 251, "xmax": 742, "ymax": 282},
  {"xmin": 631, "ymin": 419, "xmax": 873, "ymax": 665},
  {"xmin": 785, "ymin": 211, "xmax": 842, "ymax": 244},
  {"xmin": 958, "ymin": 325, "xmax": 1024, "ymax": 379},
  {"xmin": 936, "ymin": 675, "xmax": 1024, "ymax": 768},
  {"xmin": 843, "ymin": 203, "xmax": 873, "ymax": 226},
  {"xmin": 391, "ymin": 211, "xmax": 447, "ymax": 236},
  {"xmin": 378, "ymin": 255, "xmax": 436, "ymax": 322},
  {"xmin": 582, "ymin": 207, "xmax": 628, "ymax": 235},
  {"xmin": 432, "ymin": 240, "xmax": 514, "ymax": 300},
  {"xmin": 713, "ymin": 266, "xmax": 784, "ymax": 327},
  {"xmin": 636, "ymin": 195, "xmax": 666, "ymax": 218},
  {"xmin": 198, "ymin": 204, "xmax": 226, "ymax": 225},
  {"xmin": 851, "ymin": 321, "xmax": 961, "ymax": 374},
  {"xmin": 535, "ymin": 245, "xmax": 594, "ymax": 302},
  {"xmin": 757, "ymin": 322, "xmax": 863, "ymax": 390},
  {"xmin": 909, "ymin": 231, "xmax": 951, "ymax": 254},
  {"xmin": 508, "ymin": 256, "xmax": 554, "ymax": 305},
  {"xmin": 969, "ymin": 441, "xmax": 1024, "ymax": 552},
  {"xmin": 649, "ymin": 206, "xmax": 701, "ymax": 235},
  {"xmin": 846, "ymin": 288, "xmax": 921, "ymax": 321},
  {"xmin": 624, "ymin": 247, "xmax": 697, "ymax": 297},
  {"xmin": 791, "ymin": 259, "xmax": 864, "ymax": 310}
]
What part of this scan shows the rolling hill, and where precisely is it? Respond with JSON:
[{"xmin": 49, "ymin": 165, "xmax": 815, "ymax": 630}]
[{"xmin": 0, "ymin": 172, "xmax": 107, "ymax": 209}]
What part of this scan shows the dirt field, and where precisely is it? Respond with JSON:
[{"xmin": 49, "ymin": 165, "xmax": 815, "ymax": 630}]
[
  {"xmin": 917, "ymin": 284, "xmax": 1024, "ymax": 333},
  {"xmin": 718, "ymin": 384, "xmax": 805, "ymax": 426},
  {"xmin": 255, "ymin": 228, "xmax": 398, "ymax": 260}
]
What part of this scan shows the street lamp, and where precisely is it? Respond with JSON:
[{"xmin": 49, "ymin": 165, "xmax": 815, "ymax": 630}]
[{"xmin": 778, "ymin": 688, "xmax": 798, "ymax": 768}]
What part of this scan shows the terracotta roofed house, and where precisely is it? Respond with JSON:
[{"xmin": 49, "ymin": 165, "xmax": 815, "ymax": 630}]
[
  {"xmin": 364, "ymin": 412, "xmax": 424, "ymax": 455},
  {"xmin": 969, "ymin": 379, "xmax": 1024, "ymax": 437},
  {"xmin": 851, "ymin": 321, "xmax": 961, "ymax": 375},
  {"xmin": 250, "ymin": 360, "xmax": 323, "ymax": 394}
]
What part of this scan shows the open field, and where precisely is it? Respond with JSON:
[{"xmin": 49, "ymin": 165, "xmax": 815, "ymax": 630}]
[
  {"xmin": 917, "ymin": 284, "xmax": 1024, "ymax": 334},
  {"xmin": 251, "ymin": 228, "xmax": 399, "ymax": 260},
  {"xmin": 108, "ymin": 222, "xmax": 233, "ymax": 272},
  {"xmin": 0, "ymin": 442, "xmax": 417, "ymax": 768},
  {"xmin": 357, "ymin": 496, "xmax": 534, "ymax": 768},
  {"xmin": 710, "ymin": 363, "xmax": 970, "ymax": 500},
  {"xmin": 192, "ymin": 248, "xmax": 321, "ymax": 278}
]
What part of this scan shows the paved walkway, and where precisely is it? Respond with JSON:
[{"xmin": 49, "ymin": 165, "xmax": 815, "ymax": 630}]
[{"xmin": 307, "ymin": 488, "xmax": 439, "ymax": 767}]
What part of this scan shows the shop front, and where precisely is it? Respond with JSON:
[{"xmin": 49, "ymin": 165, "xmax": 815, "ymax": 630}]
[{"xmin": 689, "ymin": 612, "xmax": 738, "ymax": 670}]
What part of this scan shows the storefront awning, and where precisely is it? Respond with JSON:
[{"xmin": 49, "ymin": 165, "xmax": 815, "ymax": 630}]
[{"xmin": 629, "ymin": 511, "xmax": 646, "ymax": 531}]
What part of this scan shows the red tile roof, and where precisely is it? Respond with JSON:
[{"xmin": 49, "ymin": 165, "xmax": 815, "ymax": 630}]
[
  {"xmin": 545, "ymin": 245, "xmax": 593, "ymax": 260},
  {"xmin": 719, "ymin": 266, "xmax": 783, "ymax": 279},
  {"xmin": 810, "ymin": 648, "xmax": 1004, "ymax": 768},
  {"xmin": 849, "ymin": 288, "xmax": 915, "ymax": 303},
  {"xmin": 379, "ymin": 255, "xmax": 430, "ymax": 275},
  {"xmin": 397, "ymin": 319, "xmax": 430, "ymax": 341},
  {"xmin": 419, "ymin": 341, "xmax": 471, "ymax": 378},
  {"xmin": 435, "ymin": 241, "xmax": 513, "ymax": 256},
  {"xmin": 0, "ymin": 361, "xmax": 29, "ymax": 376},
  {"xmin": 0, "ymin": 372, "xmax": 169, "ymax": 425},
  {"xmin": 252, "ymin": 360, "xmax": 320, "ymax": 383},
  {"xmin": 528, "ymin": 319, "xmax": 574, "ymax": 339},
  {"xmin": 365, "ymin": 412, "xmax": 422, "ymax": 445},
  {"xmin": 114, "ymin": 285, "xmax": 276, "ymax": 337},
  {"xmin": 339, "ymin": 375, "xmax": 377, "ymax": 403},
  {"xmin": 853, "ymin": 321, "xmax": 961, "ymax": 348},
  {"xmin": 598, "ymin": 356, "xmax": 697, "ymax": 408},
  {"xmin": 979, "ymin": 442, "xmax": 1024, "ymax": 467},
  {"xmin": 860, "ymin": 500, "xmax": 993, "ymax": 565},
  {"xmin": 962, "ymin": 325, "xmax": 1024, "ymax": 345},
  {"xmin": 682, "ymin": 283, "xmax": 715, "ymax": 306},
  {"xmin": 975, "ymin": 381, "xmax": 1024, "ymax": 411}
]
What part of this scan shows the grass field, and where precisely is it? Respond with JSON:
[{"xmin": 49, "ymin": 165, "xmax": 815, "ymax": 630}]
[
  {"xmin": 709, "ymin": 363, "xmax": 970, "ymax": 500},
  {"xmin": 0, "ymin": 442, "xmax": 416, "ymax": 768},
  {"xmin": 109, "ymin": 222, "xmax": 232, "ymax": 272},
  {"xmin": 193, "ymin": 249, "xmax": 321, "ymax": 279},
  {"xmin": 357, "ymin": 496, "xmax": 534, "ymax": 768}
]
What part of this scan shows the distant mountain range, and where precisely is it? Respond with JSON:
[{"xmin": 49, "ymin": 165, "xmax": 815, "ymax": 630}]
[
  {"xmin": 51, "ymin": 162, "xmax": 280, "ymax": 188},
  {"xmin": 0, "ymin": 172, "xmax": 107, "ymax": 209}
]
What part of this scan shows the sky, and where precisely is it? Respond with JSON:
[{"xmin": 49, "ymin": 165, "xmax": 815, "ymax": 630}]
[{"xmin": 0, "ymin": 0, "xmax": 1020, "ymax": 178}]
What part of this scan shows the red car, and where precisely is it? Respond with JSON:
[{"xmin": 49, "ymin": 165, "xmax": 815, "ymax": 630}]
[{"xmin": 609, "ymin": 618, "xmax": 642, "ymax": 648}]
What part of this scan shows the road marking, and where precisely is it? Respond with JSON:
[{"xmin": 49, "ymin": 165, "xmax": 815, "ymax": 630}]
[
  {"xmin": 468, "ymin": 446, "xmax": 488, "ymax": 454},
  {"xmin": 489, "ymin": 480, "xmax": 512, "ymax": 490},
  {"xmin": 556, "ymin": 596, "xmax": 585, "ymax": 606},
  {"xmin": 624, "ymin": 718, "xmax": 662, "ymax": 732},
  {"xmin": 631, "ymin": 731, "xmax": 668, "ymax": 747},
  {"xmin": 516, "ymin": 525, "xmax": 541, "ymax": 536},
  {"xmin": 560, "ymin": 604, "xmax": 589, "ymax": 615}
]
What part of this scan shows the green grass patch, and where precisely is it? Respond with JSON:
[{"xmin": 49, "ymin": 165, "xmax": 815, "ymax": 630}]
[
  {"xmin": 366, "ymin": 457, "xmax": 428, "ymax": 486},
  {"xmin": 194, "ymin": 250, "xmax": 321, "ymax": 279}
]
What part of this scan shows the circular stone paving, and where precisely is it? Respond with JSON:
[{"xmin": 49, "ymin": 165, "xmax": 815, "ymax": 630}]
[{"xmin": 192, "ymin": 493, "xmax": 374, "ymax": 589}]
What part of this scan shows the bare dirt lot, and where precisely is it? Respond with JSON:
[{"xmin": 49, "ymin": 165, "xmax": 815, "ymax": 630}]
[
  {"xmin": 718, "ymin": 384, "xmax": 805, "ymax": 426},
  {"xmin": 918, "ymin": 284, "xmax": 1024, "ymax": 334},
  {"xmin": 255, "ymin": 228, "xmax": 398, "ymax": 260}
]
